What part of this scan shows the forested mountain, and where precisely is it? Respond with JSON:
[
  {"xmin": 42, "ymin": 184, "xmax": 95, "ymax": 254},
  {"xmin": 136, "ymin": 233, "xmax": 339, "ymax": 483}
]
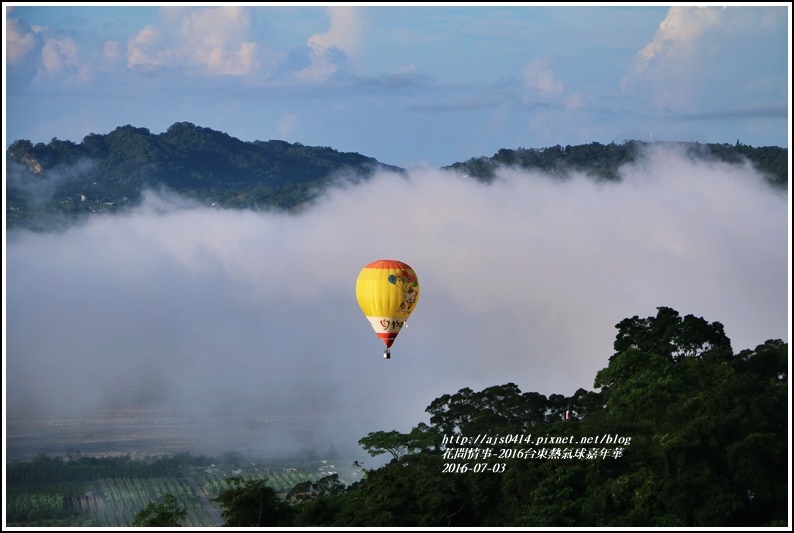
[
  {"xmin": 444, "ymin": 140, "xmax": 788, "ymax": 186},
  {"xmin": 5, "ymin": 122, "xmax": 403, "ymax": 232},
  {"xmin": 5, "ymin": 123, "xmax": 788, "ymax": 232}
]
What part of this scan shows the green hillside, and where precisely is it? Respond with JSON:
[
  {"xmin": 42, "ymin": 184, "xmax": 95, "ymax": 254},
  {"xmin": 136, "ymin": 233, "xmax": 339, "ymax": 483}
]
[
  {"xmin": 5, "ymin": 122, "xmax": 403, "ymax": 232},
  {"xmin": 6, "ymin": 124, "xmax": 787, "ymax": 233},
  {"xmin": 444, "ymin": 140, "xmax": 788, "ymax": 187}
]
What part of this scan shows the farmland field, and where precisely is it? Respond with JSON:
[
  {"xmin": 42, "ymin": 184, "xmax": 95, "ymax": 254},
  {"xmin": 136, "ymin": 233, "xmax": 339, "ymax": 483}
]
[
  {"xmin": 5, "ymin": 409, "xmax": 371, "ymax": 527},
  {"xmin": 6, "ymin": 407, "xmax": 371, "ymax": 461},
  {"xmin": 6, "ymin": 464, "xmax": 324, "ymax": 527}
]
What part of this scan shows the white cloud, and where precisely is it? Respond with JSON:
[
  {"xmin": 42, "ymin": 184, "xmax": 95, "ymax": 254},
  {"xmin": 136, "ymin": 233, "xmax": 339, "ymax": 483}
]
[
  {"xmin": 298, "ymin": 6, "xmax": 362, "ymax": 82},
  {"xmin": 102, "ymin": 40, "xmax": 122, "ymax": 65},
  {"xmin": 314, "ymin": 6, "xmax": 362, "ymax": 59},
  {"xmin": 33, "ymin": 36, "xmax": 94, "ymax": 87},
  {"xmin": 180, "ymin": 6, "xmax": 260, "ymax": 75},
  {"xmin": 523, "ymin": 57, "xmax": 564, "ymax": 97},
  {"xmin": 633, "ymin": 6, "xmax": 723, "ymax": 74},
  {"xmin": 127, "ymin": 24, "xmax": 168, "ymax": 70},
  {"xmin": 126, "ymin": 7, "xmax": 261, "ymax": 75},
  {"xmin": 5, "ymin": 18, "xmax": 38, "ymax": 65},
  {"xmin": 40, "ymin": 38, "xmax": 69, "ymax": 74},
  {"xmin": 620, "ymin": 6, "xmax": 785, "ymax": 111}
]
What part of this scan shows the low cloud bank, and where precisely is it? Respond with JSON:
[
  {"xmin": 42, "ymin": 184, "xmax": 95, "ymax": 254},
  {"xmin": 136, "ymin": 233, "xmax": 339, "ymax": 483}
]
[{"xmin": 5, "ymin": 144, "xmax": 789, "ymax": 458}]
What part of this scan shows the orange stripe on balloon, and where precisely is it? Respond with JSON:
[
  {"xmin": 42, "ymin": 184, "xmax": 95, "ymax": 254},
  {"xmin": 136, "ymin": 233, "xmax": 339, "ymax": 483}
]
[{"xmin": 364, "ymin": 259, "xmax": 412, "ymax": 270}]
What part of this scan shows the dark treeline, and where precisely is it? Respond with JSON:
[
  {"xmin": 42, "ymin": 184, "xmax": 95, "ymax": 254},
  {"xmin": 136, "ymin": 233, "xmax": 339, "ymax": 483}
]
[
  {"xmin": 444, "ymin": 140, "xmax": 788, "ymax": 187},
  {"xmin": 213, "ymin": 307, "xmax": 788, "ymax": 527},
  {"xmin": 6, "ymin": 123, "xmax": 788, "ymax": 232},
  {"xmin": 6, "ymin": 448, "xmax": 328, "ymax": 485},
  {"xmin": 6, "ymin": 453, "xmax": 184, "ymax": 484},
  {"xmin": 5, "ymin": 121, "xmax": 402, "ymax": 232}
]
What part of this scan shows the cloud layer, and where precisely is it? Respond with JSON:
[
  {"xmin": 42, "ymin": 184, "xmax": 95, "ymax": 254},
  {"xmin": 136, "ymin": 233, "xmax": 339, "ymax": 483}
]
[{"xmin": 5, "ymin": 144, "xmax": 789, "ymax": 460}]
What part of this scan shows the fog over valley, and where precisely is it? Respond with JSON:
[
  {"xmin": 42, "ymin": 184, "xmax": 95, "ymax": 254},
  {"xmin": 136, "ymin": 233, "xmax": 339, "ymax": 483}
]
[{"xmin": 4, "ymin": 144, "xmax": 789, "ymax": 462}]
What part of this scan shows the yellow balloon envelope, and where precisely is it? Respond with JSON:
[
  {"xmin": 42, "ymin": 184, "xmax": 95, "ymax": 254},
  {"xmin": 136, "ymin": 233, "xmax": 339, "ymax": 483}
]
[{"xmin": 356, "ymin": 259, "xmax": 420, "ymax": 359}]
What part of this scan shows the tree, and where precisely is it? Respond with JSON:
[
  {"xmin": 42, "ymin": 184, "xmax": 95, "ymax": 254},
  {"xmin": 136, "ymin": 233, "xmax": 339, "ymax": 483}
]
[
  {"xmin": 358, "ymin": 423, "xmax": 439, "ymax": 462},
  {"xmin": 593, "ymin": 308, "xmax": 788, "ymax": 526},
  {"xmin": 426, "ymin": 383, "xmax": 550, "ymax": 436},
  {"xmin": 610, "ymin": 306, "xmax": 732, "ymax": 363},
  {"xmin": 286, "ymin": 473, "xmax": 346, "ymax": 504},
  {"xmin": 213, "ymin": 476, "xmax": 293, "ymax": 527},
  {"xmin": 322, "ymin": 452, "xmax": 476, "ymax": 527},
  {"xmin": 131, "ymin": 492, "xmax": 187, "ymax": 527}
]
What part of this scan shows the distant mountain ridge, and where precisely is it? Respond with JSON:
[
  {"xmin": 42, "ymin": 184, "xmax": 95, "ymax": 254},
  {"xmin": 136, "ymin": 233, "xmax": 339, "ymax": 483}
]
[
  {"xmin": 5, "ymin": 122, "xmax": 788, "ymax": 232},
  {"xmin": 446, "ymin": 140, "xmax": 788, "ymax": 187},
  {"xmin": 6, "ymin": 122, "xmax": 404, "ymax": 231}
]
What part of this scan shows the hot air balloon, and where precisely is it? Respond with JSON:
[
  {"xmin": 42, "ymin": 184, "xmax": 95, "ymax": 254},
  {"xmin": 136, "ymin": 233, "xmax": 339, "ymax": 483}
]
[{"xmin": 356, "ymin": 259, "xmax": 420, "ymax": 359}]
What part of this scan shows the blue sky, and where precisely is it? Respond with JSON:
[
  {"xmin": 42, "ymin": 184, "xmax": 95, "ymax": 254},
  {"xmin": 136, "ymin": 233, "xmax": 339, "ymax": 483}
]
[{"xmin": 4, "ymin": 3, "xmax": 790, "ymax": 167}]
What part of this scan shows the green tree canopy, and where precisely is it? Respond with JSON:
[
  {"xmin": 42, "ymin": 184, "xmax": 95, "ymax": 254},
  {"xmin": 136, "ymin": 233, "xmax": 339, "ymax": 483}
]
[
  {"xmin": 213, "ymin": 476, "xmax": 293, "ymax": 527},
  {"xmin": 131, "ymin": 492, "xmax": 187, "ymax": 527}
]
